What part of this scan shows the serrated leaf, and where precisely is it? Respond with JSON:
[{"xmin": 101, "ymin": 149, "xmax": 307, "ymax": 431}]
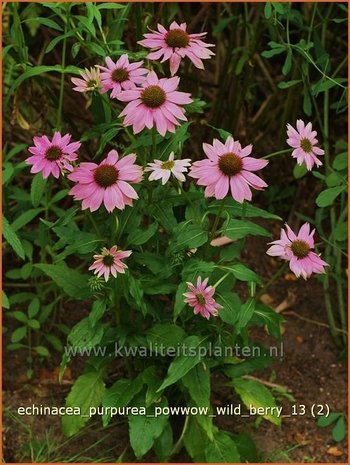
[
  {"xmin": 12, "ymin": 209, "xmax": 42, "ymax": 231},
  {"xmin": 205, "ymin": 431, "xmax": 240, "ymax": 462},
  {"xmin": 102, "ymin": 377, "xmax": 143, "ymax": 426},
  {"xmin": 230, "ymin": 378, "xmax": 281, "ymax": 425},
  {"xmin": 147, "ymin": 324, "xmax": 186, "ymax": 349},
  {"xmin": 34, "ymin": 263, "xmax": 90, "ymax": 299},
  {"xmin": 3, "ymin": 216, "xmax": 25, "ymax": 259},
  {"xmin": 168, "ymin": 223, "xmax": 208, "ymax": 254},
  {"xmin": 68, "ymin": 317, "xmax": 103, "ymax": 349},
  {"xmin": 129, "ymin": 398, "xmax": 169, "ymax": 458},
  {"xmin": 182, "ymin": 363, "xmax": 210, "ymax": 407},
  {"xmin": 62, "ymin": 371, "xmax": 105, "ymax": 437},
  {"xmin": 157, "ymin": 336, "xmax": 204, "ymax": 391}
]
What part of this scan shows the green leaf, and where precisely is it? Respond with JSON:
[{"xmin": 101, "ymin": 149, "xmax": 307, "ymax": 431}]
[
  {"xmin": 127, "ymin": 275, "xmax": 148, "ymax": 316},
  {"xmin": 221, "ymin": 264, "xmax": 262, "ymax": 284},
  {"xmin": 224, "ymin": 356, "xmax": 273, "ymax": 378},
  {"xmin": 6, "ymin": 64, "xmax": 81, "ymax": 102},
  {"xmin": 317, "ymin": 412, "xmax": 341, "ymax": 427},
  {"xmin": 230, "ymin": 378, "xmax": 281, "ymax": 425},
  {"xmin": 205, "ymin": 431, "xmax": 240, "ymax": 462},
  {"xmin": 12, "ymin": 311, "xmax": 28, "ymax": 323},
  {"xmin": 11, "ymin": 326, "xmax": 27, "ymax": 343},
  {"xmin": 147, "ymin": 324, "xmax": 186, "ymax": 349},
  {"xmin": 35, "ymin": 346, "xmax": 50, "ymax": 357},
  {"xmin": 34, "ymin": 263, "xmax": 90, "ymax": 299},
  {"xmin": 182, "ymin": 259, "xmax": 215, "ymax": 281},
  {"xmin": 264, "ymin": 2, "xmax": 272, "ymax": 18},
  {"xmin": 316, "ymin": 186, "xmax": 346, "ymax": 207},
  {"xmin": 154, "ymin": 423, "xmax": 173, "ymax": 462},
  {"xmin": 217, "ymin": 292, "xmax": 241, "ymax": 326},
  {"xmin": 97, "ymin": 2, "xmax": 126, "ymax": 9},
  {"xmin": 3, "ymin": 216, "xmax": 25, "ymax": 259},
  {"xmin": 333, "ymin": 152, "xmax": 348, "ymax": 171},
  {"xmin": 236, "ymin": 298, "xmax": 256, "ymax": 330},
  {"xmin": 333, "ymin": 222, "xmax": 347, "ymax": 242},
  {"xmin": 209, "ymin": 199, "xmax": 281, "ymax": 220},
  {"xmin": 68, "ymin": 318, "xmax": 104, "ymax": 349},
  {"xmin": 183, "ymin": 417, "xmax": 208, "ymax": 461},
  {"xmin": 174, "ymin": 282, "xmax": 187, "ymax": 319},
  {"xmin": 293, "ymin": 163, "xmax": 308, "ymax": 179},
  {"xmin": 278, "ymin": 79, "xmax": 302, "ymax": 89},
  {"xmin": 88, "ymin": 300, "xmax": 106, "ymax": 328},
  {"xmin": 333, "ymin": 416, "xmax": 346, "ymax": 442},
  {"xmin": 182, "ymin": 363, "xmax": 210, "ymax": 407},
  {"xmin": 31, "ymin": 173, "xmax": 47, "ymax": 207},
  {"xmin": 261, "ymin": 46, "xmax": 285, "ymax": 58},
  {"xmin": 62, "ymin": 371, "xmax": 105, "ymax": 437},
  {"xmin": 129, "ymin": 398, "xmax": 169, "ymax": 458},
  {"xmin": 168, "ymin": 223, "xmax": 208, "ymax": 254},
  {"xmin": 12, "ymin": 209, "xmax": 42, "ymax": 231},
  {"xmin": 221, "ymin": 219, "xmax": 270, "ymax": 241},
  {"xmin": 2, "ymin": 291, "xmax": 10, "ymax": 309},
  {"xmin": 23, "ymin": 17, "xmax": 63, "ymax": 31},
  {"xmin": 157, "ymin": 336, "xmax": 204, "ymax": 391},
  {"xmin": 27, "ymin": 319, "xmax": 40, "ymax": 329},
  {"xmin": 127, "ymin": 222, "xmax": 158, "ymax": 246},
  {"xmin": 102, "ymin": 377, "xmax": 143, "ymax": 426},
  {"xmin": 282, "ymin": 49, "xmax": 292, "ymax": 75},
  {"xmin": 234, "ymin": 432, "xmax": 259, "ymax": 462},
  {"xmin": 252, "ymin": 304, "xmax": 283, "ymax": 338}
]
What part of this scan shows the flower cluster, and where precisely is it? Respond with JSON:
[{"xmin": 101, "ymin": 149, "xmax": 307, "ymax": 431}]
[{"xmin": 26, "ymin": 21, "xmax": 329, "ymax": 320}]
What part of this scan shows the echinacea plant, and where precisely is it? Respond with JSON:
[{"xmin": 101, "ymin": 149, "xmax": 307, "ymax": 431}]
[{"xmin": 20, "ymin": 17, "xmax": 333, "ymax": 464}]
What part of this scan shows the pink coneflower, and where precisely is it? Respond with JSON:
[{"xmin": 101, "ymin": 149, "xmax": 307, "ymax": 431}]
[
  {"xmin": 286, "ymin": 120, "xmax": 325, "ymax": 170},
  {"xmin": 189, "ymin": 136, "xmax": 268, "ymax": 203},
  {"xmin": 89, "ymin": 246, "xmax": 132, "ymax": 281},
  {"xmin": 68, "ymin": 150, "xmax": 143, "ymax": 213},
  {"xmin": 26, "ymin": 132, "xmax": 81, "ymax": 179},
  {"xmin": 98, "ymin": 55, "xmax": 147, "ymax": 99},
  {"xmin": 266, "ymin": 223, "xmax": 328, "ymax": 280},
  {"xmin": 183, "ymin": 277, "xmax": 222, "ymax": 319},
  {"xmin": 118, "ymin": 71, "xmax": 192, "ymax": 136},
  {"xmin": 138, "ymin": 21, "xmax": 215, "ymax": 76},
  {"xmin": 145, "ymin": 152, "xmax": 191, "ymax": 184},
  {"xmin": 71, "ymin": 67, "xmax": 101, "ymax": 93}
]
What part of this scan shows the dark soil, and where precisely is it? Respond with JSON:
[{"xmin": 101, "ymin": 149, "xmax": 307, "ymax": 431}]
[{"xmin": 3, "ymin": 226, "xmax": 347, "ymax": 463}]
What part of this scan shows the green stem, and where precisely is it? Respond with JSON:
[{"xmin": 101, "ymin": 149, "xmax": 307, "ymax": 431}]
[
  {"xmin": 213, "ymin": 272, "xmax": 230, "ymax": 289},
  {"xmin": 170, "ymin": 415, "xmax": 189, "ymax": 457},
  {"xmin": 57, "ymin": 13, "xmax": 68, "ymax": 131},
  {"xmin": 335, "ymin": 248, "xmax": 347, "ymax": 343},
  {"xmin": 262, "ymin": 148, "xmax": 292, "ymax": 160},
  {"xmin": 114, "ymin": 278, "xmax": 120, "ymax": 326},
  {"xmin": 151, "ymin": 128, "xmax": 157, "ymax": 159},
  {"xmin": 205, "ymin": 200, "xmax": 226, "ymax": 256},
  {"xmin": 256, "ymin": 263, "xmax": 288, "ymax": 300}
]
